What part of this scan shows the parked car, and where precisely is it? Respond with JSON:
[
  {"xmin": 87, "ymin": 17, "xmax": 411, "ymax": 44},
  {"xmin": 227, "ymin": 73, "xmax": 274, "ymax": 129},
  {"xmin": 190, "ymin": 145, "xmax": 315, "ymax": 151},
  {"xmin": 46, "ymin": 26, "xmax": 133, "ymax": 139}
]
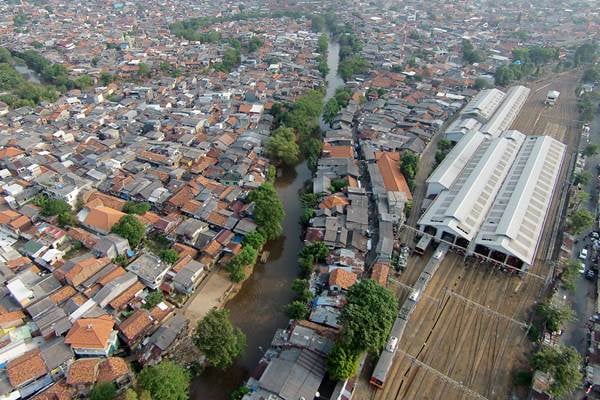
[
  {"xmin": 579, "ymin": 262, "xmax": 586, "ymax": 273},
  {"xmin": 585, "ymin": 269, "xmax": 595, "ymax": 280},
  {"xmin": 580, "ymin": 248, "xmax": 588, "ymax": 260}
]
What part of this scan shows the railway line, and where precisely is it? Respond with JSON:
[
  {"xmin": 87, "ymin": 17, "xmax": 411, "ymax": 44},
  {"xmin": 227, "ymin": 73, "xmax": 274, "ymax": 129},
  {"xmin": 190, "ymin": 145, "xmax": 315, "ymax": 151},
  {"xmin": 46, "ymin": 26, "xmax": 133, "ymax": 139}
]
[{"xmin": 356, "ymin": 73, "xmax": 583, "ymax": 400}]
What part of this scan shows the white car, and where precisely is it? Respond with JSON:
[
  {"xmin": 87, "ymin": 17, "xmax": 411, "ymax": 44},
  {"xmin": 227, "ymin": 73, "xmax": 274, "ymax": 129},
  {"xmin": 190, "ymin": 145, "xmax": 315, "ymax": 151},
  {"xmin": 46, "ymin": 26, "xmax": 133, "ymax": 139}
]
[
  {"xmin": 579, "ymin": 262, "xmax": 586, "ymax": 274},
  {"xmin": 580, "ymin": 248, "xmax": 588, "ymax": 260}
]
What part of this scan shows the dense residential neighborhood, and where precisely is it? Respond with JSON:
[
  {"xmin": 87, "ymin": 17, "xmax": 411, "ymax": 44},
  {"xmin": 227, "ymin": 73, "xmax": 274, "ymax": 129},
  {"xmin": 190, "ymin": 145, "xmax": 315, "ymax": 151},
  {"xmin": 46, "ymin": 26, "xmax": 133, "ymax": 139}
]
[{"xmin": 0, "ymin": 0, "xmax": 599, "ymax": 400}]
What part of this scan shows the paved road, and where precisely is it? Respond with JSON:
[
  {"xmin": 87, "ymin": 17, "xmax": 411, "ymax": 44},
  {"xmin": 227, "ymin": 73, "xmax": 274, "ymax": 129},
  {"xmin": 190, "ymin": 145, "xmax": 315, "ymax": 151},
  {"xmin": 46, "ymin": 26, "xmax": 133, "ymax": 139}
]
[{"xmin": 560, "ymin": 109, "xmax": 600, "ymax": 398}]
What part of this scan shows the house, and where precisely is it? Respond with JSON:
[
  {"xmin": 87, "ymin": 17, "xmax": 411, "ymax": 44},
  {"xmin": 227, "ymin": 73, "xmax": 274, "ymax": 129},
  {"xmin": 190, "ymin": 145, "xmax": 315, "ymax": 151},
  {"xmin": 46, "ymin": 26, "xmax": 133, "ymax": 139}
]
[
  {"xmin": 329, "ymin": 269, "xmax": 357, "ymax": 291},
  {"xmin": 64, "ymin": 315, "xmax": 117, "ymax": 356},
  {"xmin": 36, "ymin": 172, "xmax": 92, "ymax": 208},
  {"xmin": 66, "ymin": 357, "xmax": 132, "ymax": 397},
  {"xmin": 118, "ymin": 309, "xmax": 154, "ymax": 349},
  {"xmin": 92, "ymin": 272, "xmax": 139, "ymax": 308},
  {"xmin": 40, "ymin": 338, "xmax": 74, "ymax": 379},
  {"xmin": 6, "ymin": 349, "xmax": 48, "ymax": 390},
  {"xmin": 79, "ymin": 205, "xmax": 126, "ymax": 235},
  {"xmin": 54, "ymin": 256, "xmax": 111, "ymax": 287},
  {"xmin": 92, "ymin": 234, "xmax": 130, "ymax": 258},
  {"xmin": 172, "ymin": 259, "xmax": 206, "ymax": 294},
  {"xmin": 138, "ymin": 314, "xmax": 188, "ymax": 366},
  {"xmin": 127, "ymin": 252, "xmax": 171, "ymax": 290}
]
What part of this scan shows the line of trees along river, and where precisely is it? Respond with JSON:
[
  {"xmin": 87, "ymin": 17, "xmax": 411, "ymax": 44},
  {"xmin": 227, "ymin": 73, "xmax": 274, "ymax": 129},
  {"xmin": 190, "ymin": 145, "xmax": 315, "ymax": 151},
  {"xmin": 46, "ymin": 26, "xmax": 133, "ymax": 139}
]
[{"xmin": 190, "ymin": 38, "xmax": 344, "ymax": 399}]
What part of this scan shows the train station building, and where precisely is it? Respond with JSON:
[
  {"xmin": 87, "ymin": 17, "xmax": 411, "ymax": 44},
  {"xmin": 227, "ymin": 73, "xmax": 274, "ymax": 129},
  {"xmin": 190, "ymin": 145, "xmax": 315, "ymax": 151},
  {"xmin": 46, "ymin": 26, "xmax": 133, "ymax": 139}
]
[{"xmin": 419, "ymin": 129, "xmax": 565, "ymax": 269}]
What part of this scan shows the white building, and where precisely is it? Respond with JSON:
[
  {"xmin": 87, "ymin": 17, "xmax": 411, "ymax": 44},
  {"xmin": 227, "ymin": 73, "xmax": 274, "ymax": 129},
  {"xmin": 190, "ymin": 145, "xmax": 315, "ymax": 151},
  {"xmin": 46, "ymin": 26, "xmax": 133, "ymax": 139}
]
[{"xmin": 419, "ymin": 131, "xmax": 565, "ymax": 268}]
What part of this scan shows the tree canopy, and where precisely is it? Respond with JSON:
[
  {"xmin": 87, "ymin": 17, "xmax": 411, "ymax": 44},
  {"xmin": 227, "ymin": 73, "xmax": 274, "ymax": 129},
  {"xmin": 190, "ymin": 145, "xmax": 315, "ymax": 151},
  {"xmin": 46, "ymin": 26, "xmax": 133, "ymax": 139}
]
[
  {"xmin": 337, "ymin": 279, "xmax": 398, "ymax": 355},
  {"xmin": 462, "ymin": 39, "xmax": 484, "ymax": 64},
  {"xmin": 327, "ymin": 343, "xmax": 360, "ymax": 380},
  {"xmin": 159, "ymin": 249, "xmax": 179, "ymax": 264},
  {"xmin": 568, "ymin": 208, "xmax": 594, "ymax": 235},
  {"xmin": 123, "ymin": 201, "xmax": 151, "ymax": 215},
  {"xmin": 226, "ymin": 245, "xmax": 258, "ymax": 282},
  {"xmin": 137, "ymin": 361, "xmax": 190, "ymax": 400},
  {"xmin": 90, "ymin": 382, "xmax": 117, "ymax": 400},
  {"xmin": 248, "ymin": 183, "xmax": 285, "ymax": 241},
  {"xmin": 537, "ymin": 299, "xmax": 575, "ymax": 333},
  {"xmin": 111, "ymin": 214, "xmax": 146, "ymax": 247},
  {"xmin": 266, "ymin": 126, "xmax": 300, "ymax": 166},
  {"xmin": 194, "ymin": 309, "xmax": 246, "ymax": 370},
  {"xmin": 531, "ymin": 345, "xmax": 583, "ymax": 398}
]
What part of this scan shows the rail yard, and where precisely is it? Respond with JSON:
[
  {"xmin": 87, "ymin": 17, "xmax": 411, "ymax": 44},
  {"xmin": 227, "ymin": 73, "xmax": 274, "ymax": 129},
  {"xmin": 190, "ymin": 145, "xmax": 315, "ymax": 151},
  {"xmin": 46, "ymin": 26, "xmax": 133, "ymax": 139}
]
[{"xmin": 357, "ymin": 72, "xmax": 584, "ymax": 400}]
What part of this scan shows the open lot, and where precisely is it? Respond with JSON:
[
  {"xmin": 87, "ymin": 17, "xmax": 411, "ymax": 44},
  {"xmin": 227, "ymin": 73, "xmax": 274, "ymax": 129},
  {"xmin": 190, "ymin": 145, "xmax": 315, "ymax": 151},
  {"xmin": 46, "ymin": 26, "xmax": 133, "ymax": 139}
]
[{"xmin": 356, "ymin": 73, "xmax": 583, "ymax": 399}]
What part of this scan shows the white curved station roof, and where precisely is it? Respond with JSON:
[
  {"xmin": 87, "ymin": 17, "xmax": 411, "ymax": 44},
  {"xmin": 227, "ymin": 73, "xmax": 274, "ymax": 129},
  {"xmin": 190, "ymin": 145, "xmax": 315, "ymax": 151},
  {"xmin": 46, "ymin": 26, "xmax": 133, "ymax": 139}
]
[
  {"xmin": 426, "ymin": 130, "xmax": 486, "ymax": 192},
  {"xmin": 419, "ymin": 131, "xmax": 525, "ymax": 241},
  {"xmin": 461, "ymin": 88, "xmax": 506, "ymax": 122},
  {"xmin": 480, "ymin": 85, "xmax": 530, "ymax": 137},
  {"xmin": 475, "ymin": 135, "xmax": 565, "ymax": 265}
]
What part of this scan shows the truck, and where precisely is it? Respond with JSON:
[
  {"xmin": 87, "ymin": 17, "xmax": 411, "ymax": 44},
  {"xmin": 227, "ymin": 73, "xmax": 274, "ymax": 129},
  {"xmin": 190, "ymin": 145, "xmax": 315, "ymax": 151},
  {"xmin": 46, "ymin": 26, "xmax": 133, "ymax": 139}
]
[{"xmin": 545, "ymin": 90, "xmax": 560, "ymax": 106}]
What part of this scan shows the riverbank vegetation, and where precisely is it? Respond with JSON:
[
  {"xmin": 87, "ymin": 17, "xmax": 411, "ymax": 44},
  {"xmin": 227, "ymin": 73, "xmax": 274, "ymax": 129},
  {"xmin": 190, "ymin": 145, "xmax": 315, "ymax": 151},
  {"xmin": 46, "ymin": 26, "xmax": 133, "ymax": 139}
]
[
  {"xmin": 248, "ymin": 183, "xmax": 285, "ymax": 241},
  {"xmin": 137, "ymin": 361, "xmax": 191, "ymax": 400},
  {"xmin": 322, "ymin": 87, "xmax": 352, "ymax": 125},
  {"xmin": 194, "ymin": 309, "xmax": 246, "ymax": 370},
  {"xmin": 269, "ymin": 89, "xmax": 324, "ymax": 171},
  {"xmin": 327, "ymin": 280, "xmax": 398, "ymax": 380},
  {"xmin": 316, "ymin": 34, "xmax": 329, "ymax": 77},
  {"xmin": 0, "ymin": 48, "xmax": 60, "ymax": 108}
]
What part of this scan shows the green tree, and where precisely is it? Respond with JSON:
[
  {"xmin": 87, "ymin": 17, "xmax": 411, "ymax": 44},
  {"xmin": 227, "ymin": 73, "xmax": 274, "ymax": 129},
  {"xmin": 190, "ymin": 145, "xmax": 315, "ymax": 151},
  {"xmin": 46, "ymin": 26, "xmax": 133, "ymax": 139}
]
[
  {"xmin": 317, "ymin": 34, "xmax": 328, "ymax": 53},
  {"xmin": 584, "ymin": 144, "xmax": 600, "ymax": 157},
  {"xmin": 573, "ymin": 170, "xmax": 592, "ymax": 186},
  {"xmin": 583, "ymin": 66, "xmax": 600, "ymax": 83},
  {"xmin": 34, "ymin": 196, "xmax": 71, "ymax": 216},
  {"xmin": 160, "ymin": 249, "xmax": 179, "ymax": 264},
  {"xmin": 123, "ymin": 388, "xmax": 138, "ymax": 400},
  {"xmin": 560, "ymin": 259, "xmax": 580, "ymax": 292},
  {"xmin": 123, "ymin": 201, "xmax": 151, "ymax": 215},
  {"xmin": 90, "ymin": 382, "xmax": 117, "ymax": 400},
  {"xmin": 400, "ymin": 151, "xmax": 419, "ymax": 191},
  {"xmin": 462, "ymin": 39, "xmax": 484, "ymax": 64},
  {"xmin": 100, "ymin": 72, "xmax": 114, "ymax": 86},
  {"xmin": 311, "ymin": 15, "xmax": 326, "ymax": 32},
  {"xmin": 327, "ymin": 343, "xmax": 360, "ymax": 380},
  {"xmin": 138, "ymin": 63, "xmax": 151, "ymax": 78},
  {"xmin": 266, "ymin": 126, "xmax": 300, "ymax": 165},
  {"xmin": 537, "ymin": 299, "xmax": 575, "ymax": 332},
  {"xmin": 243, "ymin": 230, "xmax": 266, "ymax": 250},
  {"xmin": 194, "ymin": 309, "xmax": 246, "ymax": 370},
  {"xmin": 113, "ymin": 254, "xmax": 129, "ymax": 267},
  {"xmin": 338, "ymin": 280, "xmax": 398, "ymax": 354},
  {"xmin": 531, "ymin": 345, "xmax": 583, "ymax": 398},
  {"xmin": 474, "ymin": 77, "xmax": 490, "ymax": 89},
  {"xmin": 286, "ymin": 300, "xmax": 309, "ymax": 319},
  {"xmin": 143, "ymin": 291, "xmax": 164, "ymax": 309},
  {"xmin": 138, "ymin": 361, "xmax": 191, "ymax": 400},
  {"xmin": 248, "ymin": 183, "xmax": 285, "ymax": 241},
  {"xmin": 111, "ymin": 215, "xmax": 146, "ymax": 247},
  {"xmin": 573, "ymin": 42, "xmax": 598, "ymax": 67},
  {"xmin": 231, "ymin": 386, "xmax": 251, "ymax": 400},
  {"xmin": 226, "ymin": 245, "xmax": 258, "ymax": 282},
  {"xmin": 73, "ymin": 75, "xmax": 94, "ymax": 90},
  {"xmin": 568, "ymin": 209, "xmax": 594, "ymax": 235},
  {"xmin": 323, "ymin": 98, "xmax": 341, "ymax": 125},
  {"xmin": 57, "ymin": 211, "xmax": 77, "ymax": 227}
]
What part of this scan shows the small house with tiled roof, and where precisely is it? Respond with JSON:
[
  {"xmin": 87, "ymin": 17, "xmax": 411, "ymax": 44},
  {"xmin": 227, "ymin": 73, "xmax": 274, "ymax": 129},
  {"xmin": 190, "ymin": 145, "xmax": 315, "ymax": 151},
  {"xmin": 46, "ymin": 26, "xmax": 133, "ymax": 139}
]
[{"xmin": 64, "ymin": 315, "xmax": 117, "ymax": 357}]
